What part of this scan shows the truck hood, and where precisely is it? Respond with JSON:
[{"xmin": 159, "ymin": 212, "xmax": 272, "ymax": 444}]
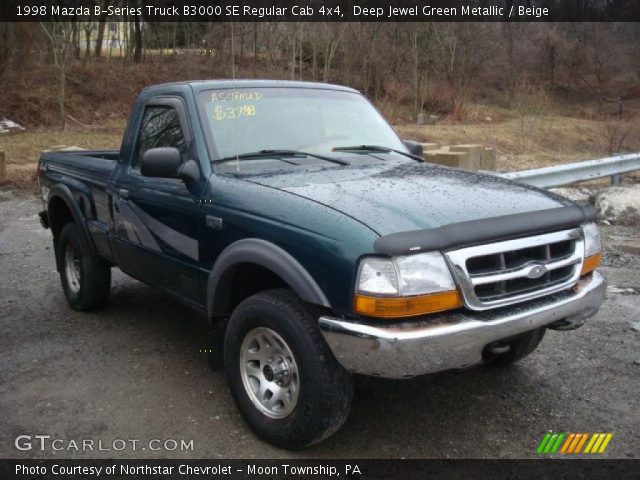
[{"xmin": 243, "ymin": 158, "xmax": 571, "ymax": 236}]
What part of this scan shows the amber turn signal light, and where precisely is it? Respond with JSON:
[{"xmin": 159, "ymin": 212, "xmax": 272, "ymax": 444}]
[
  {"xmin": 354, "ymin": 290, "xmax": 462, "ymax": 318},
  {"xmin": 580, "ymin": 253, "xmax": 602, "ymax": 276}
]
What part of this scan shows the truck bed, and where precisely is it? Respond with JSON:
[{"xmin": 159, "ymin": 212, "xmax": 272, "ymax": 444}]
[{"xmin": 40, "ymin": 150, "xmax": 120, "ymax": 186}]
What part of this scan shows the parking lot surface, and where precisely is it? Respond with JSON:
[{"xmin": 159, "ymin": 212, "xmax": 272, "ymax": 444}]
[{"xmin": 1, "ymin": 189, "xmax": 639, "ymax": 458}]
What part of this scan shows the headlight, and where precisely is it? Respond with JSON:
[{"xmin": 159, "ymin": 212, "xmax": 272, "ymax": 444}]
[
  {"xmin": 356, "ymin": 257, "xmax": 399, "ymax": 295},
  {"xmin": 354, "ymin": 252, "xmax": 461, "ymax": 318},
  {"xmin": 395, "ymin": 253, "xmax": 458, "ymax": 295},
  {"xmin": 581, "ymin": 222, "xmax": 602, "ymax": 275}
]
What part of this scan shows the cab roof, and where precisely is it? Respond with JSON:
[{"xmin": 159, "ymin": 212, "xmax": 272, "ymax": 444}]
[{"xmin": 143, "ymin": 79, "xmax": 360, "ymax": 94}]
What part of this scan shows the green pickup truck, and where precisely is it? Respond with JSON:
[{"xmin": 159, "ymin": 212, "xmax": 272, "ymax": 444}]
[{"xmin": 38, "ymin": 80, "xmax": 605, "ymax": 449}]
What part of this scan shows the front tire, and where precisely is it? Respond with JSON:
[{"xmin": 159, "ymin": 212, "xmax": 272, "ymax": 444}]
[
  {"xmin": 223, "ymin": 289, "xmax": 353, "ymax": 449},
  {"xmin": 56, "ymin": 222, "xmax": 111, "ymax": 311}
]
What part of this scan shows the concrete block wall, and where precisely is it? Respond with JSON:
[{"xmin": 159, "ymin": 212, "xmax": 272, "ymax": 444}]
[{"xmin": 420, "ymin": 143, "xmax": 496, "ymax": 171}]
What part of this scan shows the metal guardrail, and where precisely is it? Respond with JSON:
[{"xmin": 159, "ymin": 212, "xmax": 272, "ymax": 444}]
[{"xmin": 497, "ymin": 153, "xmax": 640, "ymax": 188}]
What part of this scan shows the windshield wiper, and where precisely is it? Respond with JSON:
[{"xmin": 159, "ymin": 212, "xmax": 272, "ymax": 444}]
[
  {"xmin": 212, "ymin": 149, "xmax": 348, "ymax": 166},
  {"xmin": 332, "ymin": 145, "xmax": 423, "ymax": 162}
]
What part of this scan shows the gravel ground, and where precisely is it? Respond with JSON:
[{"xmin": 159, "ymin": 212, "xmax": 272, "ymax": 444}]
[{"xmin": 1, "ymin": 188, "xmax": 639, "ymax": 459}]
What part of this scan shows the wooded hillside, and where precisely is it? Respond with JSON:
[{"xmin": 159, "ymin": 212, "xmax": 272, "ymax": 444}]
[{"xmin": 1, "ymin": 22, "xmax": 639, "ymax": 127}]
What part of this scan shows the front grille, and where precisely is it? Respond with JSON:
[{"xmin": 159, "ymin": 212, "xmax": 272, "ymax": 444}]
[{"xmin": 445, "ymin": 229, "xmax": 584, "ymax": 311}]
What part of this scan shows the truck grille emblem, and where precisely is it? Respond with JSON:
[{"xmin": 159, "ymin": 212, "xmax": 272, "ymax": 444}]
[{"xmin": 527, "ymin": 264, "xmax": 548, "ymax": 279}]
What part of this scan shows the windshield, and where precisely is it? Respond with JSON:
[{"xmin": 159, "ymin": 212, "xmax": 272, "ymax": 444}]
[{"xmin": 197, "ymin": 87, "xmax": 406, "ymax": 161}]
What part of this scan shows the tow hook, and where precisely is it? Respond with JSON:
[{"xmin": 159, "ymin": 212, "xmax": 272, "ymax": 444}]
[{"xmin": 487, "ymin": 342, "xmax": 511, "ymax": 355}]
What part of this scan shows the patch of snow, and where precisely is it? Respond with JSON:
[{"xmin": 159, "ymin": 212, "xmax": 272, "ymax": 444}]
[
  {"xmin": 0, "ymin": 118, "xmax": 25, "ymax": 134},
  {"xmin": 596, "ymin": 185, "xmax": 640, "ymax": 226}
]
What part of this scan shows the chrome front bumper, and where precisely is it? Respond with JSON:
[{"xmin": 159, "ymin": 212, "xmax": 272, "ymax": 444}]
[{"xmin": 319, "ymin": 271, "xmax": 606, "ymax": 379}]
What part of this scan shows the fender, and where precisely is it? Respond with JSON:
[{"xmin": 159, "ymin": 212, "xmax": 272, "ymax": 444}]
[
  {"xmin": 47, "ymin": 183, "xmax": 97, "ymax": 257},
  {"xmin": 207, "ymin": 238, "xmax": 330, "ymax": 318}
]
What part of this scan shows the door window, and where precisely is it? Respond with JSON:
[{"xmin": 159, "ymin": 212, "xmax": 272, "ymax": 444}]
[{"xmin": 133, "ymin": 105, "xmax": 187, "ymax": 170}]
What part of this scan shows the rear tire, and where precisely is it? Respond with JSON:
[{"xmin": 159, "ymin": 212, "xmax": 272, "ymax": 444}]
[
  {"xmin": 56, "ymin": 222, "xmax": 111, "ymax": 311},
  {"xmin": 483, "ymin": 327, "xmax": 546, "ymax": 367},
  {"xmin": 223, "ymin": 289, "xmax": 353, "ymax": 449}
]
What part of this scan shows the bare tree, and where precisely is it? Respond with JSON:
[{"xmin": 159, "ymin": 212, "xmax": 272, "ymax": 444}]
[
  {"xmin": 252, "ymin": 23, "xmax": 259, "ymax": 76},
  {"xmin": 538, "ymin": 25, "xmax": 561, "ymax": 85},
  {"xmin": 94, "ymin": 0, "xmax": 109, "ymax": 57},
  {"xmin": 603, "ymin": 120, "xmax": 630, "ymax": 155},
  {"xmin": 133, "ymin": 13, "xmax": 143, "ymax": 63},
  {"xmin": 320, "ymin": 23, "xmax": 345, "ymax": 82},
  {"xmin": 81, "ymin": 21, "xmax": 93, "ymax": 64},
  {"xmin": 0, "ymin": 22, "xmax": 13, "ymax": 77},
  {"xmin": 410, "ymin": 24, "xmax": 433, "ymax": 117},
  {"xmin": 40, "ymin": 22, "xmax": 75, "ymax": 128}
]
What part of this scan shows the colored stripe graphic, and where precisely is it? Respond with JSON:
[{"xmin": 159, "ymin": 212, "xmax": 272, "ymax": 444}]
[
  {"xmin": 574, "ymin": 433, "xmax": 589, "ymax": 453},
  {"xmin": 544, "ymin": 433, "xmax": 558, "ymax": 453},
  {"xmin": 584, "ymin": 433, "xmax": 599, "ymax": 453},
  {"xmin": 592, "ymin": 434, "xmax": 606, "ymax": 453},
  {"xmin": 537, "ymin": 432, "xmax": 613, "ymax": 454},
  {"xmin": 560, "ymin": 433, "xmax": 575, "ymax": 453},
  {"xmin": 567, "ymin": 433, "xmax": 581, "ymax": 453},
  {"xmin": 536, "ymin": 433, "xmax": 552, "ymax": 454},
  {"xmin": 598, "ymin": 434, "xmax": 613, "ymax": 453},
  {"xmin": 550, "ymin": 433, "xmax": 566, "ymax": 453}
]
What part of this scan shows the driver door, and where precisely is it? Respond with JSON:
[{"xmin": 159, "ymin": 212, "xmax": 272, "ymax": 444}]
[{"xmin": 111, "ymin": 97, "xmax": 204, "ymax": 305}]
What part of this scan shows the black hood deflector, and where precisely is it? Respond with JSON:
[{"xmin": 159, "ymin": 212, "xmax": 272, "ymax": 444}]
[{"xmin": 374, "ymin": 205, "xmax": 597, "ymax": 256}]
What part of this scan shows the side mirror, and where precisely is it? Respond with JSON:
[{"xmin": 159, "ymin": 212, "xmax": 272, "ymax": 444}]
[
  {"xmin": 402, "ymin": 140, "xmax": 424, "ymax": 158},
  {"xmin": 140, "ymin": 147, "xmax": 182, "ymax": 178}
]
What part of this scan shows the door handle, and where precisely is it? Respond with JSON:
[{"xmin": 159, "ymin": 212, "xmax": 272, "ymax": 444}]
[{"xmin": 117, "ymin": 188, "xmax": 130, "ymax": 199}]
